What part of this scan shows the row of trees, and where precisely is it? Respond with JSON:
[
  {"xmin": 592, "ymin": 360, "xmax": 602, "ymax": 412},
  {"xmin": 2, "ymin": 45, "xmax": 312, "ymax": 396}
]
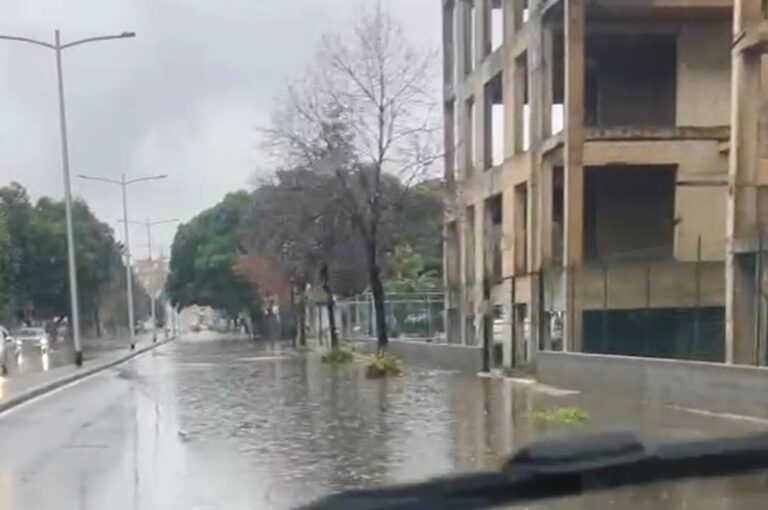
[
  {"xmin": 167, "ymin": 6, "xmax": 442, "ymax": 349},
  {"xmin": 0, "ymin": 182, "xmax": 151, "ymax": 336},
  {"xmin": 165, "ymin": 175, "xmax": 443, "ymax": 343}
]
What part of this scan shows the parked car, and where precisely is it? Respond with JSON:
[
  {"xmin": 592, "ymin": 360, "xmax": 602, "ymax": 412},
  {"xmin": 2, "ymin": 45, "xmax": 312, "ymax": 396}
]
[
  {"xmin": 14, "ymin": 327, "xmax": 50, "ymax": 353},
  {"xmin": 0, "ymin": 326, "xmax": 11, "ymax": 375}
]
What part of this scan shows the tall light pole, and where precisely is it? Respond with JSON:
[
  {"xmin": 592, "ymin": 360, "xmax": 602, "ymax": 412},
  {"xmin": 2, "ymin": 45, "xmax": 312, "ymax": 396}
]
[
  {"xmin": 0, "ymin": 30, "xmax": 135, "ymax": 367},
  {"xmin": 78, "ymin": 174, "xmax": 167, "ymax": 350},
  {"xmin": 122, "ymin": 219, "xmax": 178, "ymax": 342}
]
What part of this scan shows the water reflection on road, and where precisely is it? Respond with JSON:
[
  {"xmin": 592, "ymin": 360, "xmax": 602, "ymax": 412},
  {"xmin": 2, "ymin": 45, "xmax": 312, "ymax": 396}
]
[
  {"xmin": 147, "ymin": 337, "xmax": 768, "ymax": 508},
  {"xmin": 3, "ymin": 335, "xmax": 768, "ymax": 509}
]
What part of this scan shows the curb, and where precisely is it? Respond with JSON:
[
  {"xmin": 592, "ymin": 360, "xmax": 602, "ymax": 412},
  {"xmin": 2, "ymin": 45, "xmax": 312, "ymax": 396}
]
[{"xmin": 0, "ymin": 337, "xmax": 176, "ymax": 415}]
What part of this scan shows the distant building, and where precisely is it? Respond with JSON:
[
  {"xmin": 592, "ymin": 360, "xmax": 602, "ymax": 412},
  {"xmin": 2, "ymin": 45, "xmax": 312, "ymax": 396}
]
[{"xmin": 133, "ymin": 257, "xmax": 168, "ymax": 299}]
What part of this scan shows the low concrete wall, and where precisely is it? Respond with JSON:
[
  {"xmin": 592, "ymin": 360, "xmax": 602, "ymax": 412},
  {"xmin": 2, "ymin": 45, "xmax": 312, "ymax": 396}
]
[
  {"xmin": 356, "ymin": 339, "xmax": 484, "ymax": 374},
  {"xmin": 538, "ymin": 351, "xmax": 768, "ymax": 419}
]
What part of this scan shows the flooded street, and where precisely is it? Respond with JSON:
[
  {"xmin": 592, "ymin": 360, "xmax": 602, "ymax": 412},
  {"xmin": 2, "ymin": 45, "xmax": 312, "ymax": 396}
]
[{"xmin": 1, "ymin": 335, "xmax": 768, "ymax": 509}]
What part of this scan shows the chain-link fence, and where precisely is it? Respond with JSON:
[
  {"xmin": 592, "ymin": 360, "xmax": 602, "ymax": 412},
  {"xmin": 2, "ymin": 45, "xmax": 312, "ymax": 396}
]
[{"xmin": 336, "ymin": 292, "xmax": 446, "ymax": 342}]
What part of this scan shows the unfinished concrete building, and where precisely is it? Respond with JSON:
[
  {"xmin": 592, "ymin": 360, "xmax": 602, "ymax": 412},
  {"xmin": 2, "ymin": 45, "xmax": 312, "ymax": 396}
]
[{"xmin": 442, "ymin": 0, "xmax": 768, "ymax": 367}]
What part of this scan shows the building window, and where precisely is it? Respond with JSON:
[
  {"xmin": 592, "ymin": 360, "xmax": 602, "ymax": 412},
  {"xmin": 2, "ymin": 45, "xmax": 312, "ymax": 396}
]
[{"xmin": 484, "ymin": 73, "xmax": 504, "ymax": 169}]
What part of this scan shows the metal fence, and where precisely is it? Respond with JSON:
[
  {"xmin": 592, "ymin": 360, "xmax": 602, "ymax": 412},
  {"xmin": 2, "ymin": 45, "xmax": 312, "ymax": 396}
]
[
  {"xmin": 336, "ymin": 292, "xmax": 446, "ymax": 342},
  {"xmin": 534, "ymin": 231, "xmax": 768, "ymax": 364}
]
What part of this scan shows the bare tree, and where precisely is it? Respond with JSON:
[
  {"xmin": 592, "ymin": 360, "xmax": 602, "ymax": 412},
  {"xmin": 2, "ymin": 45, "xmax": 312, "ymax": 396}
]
[
  {"xmin": 266, "ymin": 5, "xmax": 440, "ymax": 351},
  {"xmin": 241, "ymin": 168, "xmax": 367, "ymax": 349}
]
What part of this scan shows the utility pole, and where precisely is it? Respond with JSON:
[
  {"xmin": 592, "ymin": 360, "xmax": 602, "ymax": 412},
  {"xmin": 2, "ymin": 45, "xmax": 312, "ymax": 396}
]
[
  {"xmin": 0, "ymin": 30, "xmax": 135, "ymax": 367},
  {"xmin": 79, "ymin": 174, "xmax": 167, "ymax": 350}
]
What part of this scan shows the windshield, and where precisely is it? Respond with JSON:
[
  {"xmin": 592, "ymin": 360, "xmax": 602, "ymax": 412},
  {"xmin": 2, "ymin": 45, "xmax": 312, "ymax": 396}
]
[{"xmin": 0, "ymin": 0, "xmax": 767, "ymax": 509}]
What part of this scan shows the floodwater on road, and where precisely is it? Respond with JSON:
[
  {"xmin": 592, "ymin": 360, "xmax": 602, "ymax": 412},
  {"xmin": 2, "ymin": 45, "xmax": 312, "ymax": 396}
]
[{"xmin": 1, "ymin": 335, "xmax": 768, "ymax": 509}]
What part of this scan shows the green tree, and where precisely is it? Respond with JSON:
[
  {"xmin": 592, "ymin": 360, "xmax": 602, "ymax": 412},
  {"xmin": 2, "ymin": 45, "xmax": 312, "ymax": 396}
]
[
  {"xmin": 167, "ymin": 191, "xmax": 260, "ymax": 323},
  {"xmin": 0, "ymin": 183, "xmax": 32, "ymax": 318},
  {"xmin": 24, "ymin": 197, "xmax": 122, "ymax": 327},
  {"xmin": 0, "ymin": 207, "xmax": 13, "ymax": 316},
  {"xmin": 393, "ymin": 180, "xmax": 444, "ymax": 277},
  {"xmin": 0, "ymin": 183, "xmax": 127, "ymax": 332}
]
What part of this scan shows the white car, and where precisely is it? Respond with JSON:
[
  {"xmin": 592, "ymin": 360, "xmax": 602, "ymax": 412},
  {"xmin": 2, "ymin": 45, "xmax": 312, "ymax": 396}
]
[
  {"xmin": 14, "ymin": 327, "xmax": 50, "ymax": 353},
  {"xmin": 0, "ymin": 326, "xmax": 18, "ymax": 375}
]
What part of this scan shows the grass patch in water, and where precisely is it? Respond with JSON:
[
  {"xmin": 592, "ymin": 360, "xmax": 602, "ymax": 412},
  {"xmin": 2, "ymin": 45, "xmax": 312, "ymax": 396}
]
[
  {"xmin": 533, "ymin": 407, "xmax": 589, "ymax": 425},
  {"xmin": 321, "ymin": 348, "xmax": 355, "ymax": 365},
  {"xmin": 365, "ymin": 352, "xmax": 402, "ymax": 379}
]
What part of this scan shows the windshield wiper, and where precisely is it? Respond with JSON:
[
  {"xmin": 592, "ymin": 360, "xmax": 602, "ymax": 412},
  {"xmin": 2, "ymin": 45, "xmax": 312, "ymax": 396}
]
[{"xmin": 297, "ymin": 431, "xmax": 768, "ymax": 510}]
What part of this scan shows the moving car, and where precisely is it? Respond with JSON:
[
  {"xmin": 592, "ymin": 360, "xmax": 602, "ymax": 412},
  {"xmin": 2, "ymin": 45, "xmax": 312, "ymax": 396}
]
[{"xmin": 14, "ymin": 327, "xmax": 50, "ymax": 353}]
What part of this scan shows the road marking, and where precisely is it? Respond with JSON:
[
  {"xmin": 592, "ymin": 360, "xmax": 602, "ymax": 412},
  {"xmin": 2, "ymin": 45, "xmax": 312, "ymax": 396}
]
[{"xmin": 0, "ymin": 369, "xmax": 110, "ymax": 419}]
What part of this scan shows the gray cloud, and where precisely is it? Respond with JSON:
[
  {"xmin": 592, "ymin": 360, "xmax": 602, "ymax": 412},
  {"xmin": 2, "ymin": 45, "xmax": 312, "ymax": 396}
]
[{"xmin": 0, "ymin": 0, "xmax": 440, "ymax": 258}]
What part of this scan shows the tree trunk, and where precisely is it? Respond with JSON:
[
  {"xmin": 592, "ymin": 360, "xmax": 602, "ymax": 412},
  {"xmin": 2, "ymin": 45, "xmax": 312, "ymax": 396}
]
[
  {"xmin": 366, "ymin": 240, "xmax": 388, "ymax": 351},
  {"xmin": 325, "ymin": 290, "xmax": 338, "ymax": 349},
  {"xmin": 298, "ymin": 291, "xmax": 307, "ymax": 347},
  {"xmin": 94, "ymin": 305, "xmax": 101, "ymax": 339},
  {"xmin": 320, "ymin": 264, "xmax": 339, "ymax": 349}
]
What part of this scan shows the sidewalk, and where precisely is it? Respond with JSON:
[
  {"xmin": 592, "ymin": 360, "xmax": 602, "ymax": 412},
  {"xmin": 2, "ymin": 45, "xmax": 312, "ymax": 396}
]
[{"xmin": 0, "ymin": 335, "xmax": 175, "ymax": 414}]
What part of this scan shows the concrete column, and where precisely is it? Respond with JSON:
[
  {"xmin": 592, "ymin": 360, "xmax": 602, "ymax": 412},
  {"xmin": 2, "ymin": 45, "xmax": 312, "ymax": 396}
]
[
  {"xmin": 528, "ymin": 9, "xmax": 550, "ymax": 148},
  {"xmin": 502, "ymin": 0, "xmax": 516, "ymax": 42},
  {"xmin": 539, "ymin": 159, "xmax": 554, "ymax": 264},
  {"xmin": 458, "ymin": 211, "xmax": 469, "ymax": 345},
  {"xmin": 563, "ymin": 0, "xmax": 586, "ymax": 352},
  {"xmin": 726, "ymin": 0, "xmax": 764, "ymax": 365},
  {"xmin": 474, "ymin": 0, "xmax": 487, "ymax": 70},
  {"xmin": 479, "ymin": 0, "xmax": 492, "ymax": 58},
  {"xmin": 443, "ymin": 1, "xmax": 456, "ymax": 88},
  {"xmin": 541, "ymin": 25, "xmax": 555, "ymax": 138},
  {"xmin": 474, "ymin": 200, "xmax": 486, "ymax": 322}
]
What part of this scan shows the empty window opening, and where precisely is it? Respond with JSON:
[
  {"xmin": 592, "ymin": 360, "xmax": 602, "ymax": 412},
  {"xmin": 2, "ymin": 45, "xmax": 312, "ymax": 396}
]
[
  {"xmin": 551, "ymin": 30, "xmax": 565, "ymax": 135},
  {"xmin": 464, "ymin": 0, "xmax": 476, "ymax": 74},
  {"xmin": 514, "ymin": 183, "xmax": 528, "ymax": 274},
  {"xmin": 514, "ymin": 52, "xmax": 530, "ymax": 153},
  {"xmin": 447, "ymin": 221, "xmax": 461, "ymax": 288},
  {"xmin": 484, "ymin": 73, "xmax": 505, "ymax": 168},
  {"xmin": 552, "ymin": 166, "xmax": 564, "ymax": 264},
  {"xmin": 465, "ymin": 97, "xmax": 476, "ymax": 175},
  {"xmin": 585, "ymin": 35, "xmax": 677, "ymax": 127},
  {"xmin": 445, "ymin": 100, "xmax": 457, "ymax": 180},
  {"xmin": 485, "ymin": 194, "xmax": 503, "ymax": 282},
  {"xmin": 490, "ymin": 0, "xmax": 504, "ymax": 52},
  {"xmin": 584, "ymin": 165, "xmax": 677, "ymax": 262},
  {"xmin": 512, "ymin": 304, "xmax": 531, "ymax": 363}
]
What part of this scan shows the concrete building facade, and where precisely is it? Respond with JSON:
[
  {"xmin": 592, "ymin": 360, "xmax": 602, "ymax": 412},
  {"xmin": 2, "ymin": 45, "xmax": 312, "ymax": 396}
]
[{"xmin": 442, "ymin": 0, "xmax": 768, "ymax": 367}]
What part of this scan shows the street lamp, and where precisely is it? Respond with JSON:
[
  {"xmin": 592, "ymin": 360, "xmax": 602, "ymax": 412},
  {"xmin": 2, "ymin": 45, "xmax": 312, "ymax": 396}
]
[
  {"xmin": 0, "ymin": 30, "xmax": 135, "ymax": 367},
  {"xmin": 122, "ymin": 218, "xmax": 180, "ymax": 261},
  {"xmin": 121, "ymin": 218, "xmax": 179, "ymax": 342},
  {"xmin": 78, "ymin": 174, "xmax": 167, "ymax": 350}
]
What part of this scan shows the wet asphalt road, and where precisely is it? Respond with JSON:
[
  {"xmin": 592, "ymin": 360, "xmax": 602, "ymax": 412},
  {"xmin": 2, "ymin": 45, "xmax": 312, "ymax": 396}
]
[{"xmin": 2, "ymin": 334, "xmax": 768, "ymax": 509}]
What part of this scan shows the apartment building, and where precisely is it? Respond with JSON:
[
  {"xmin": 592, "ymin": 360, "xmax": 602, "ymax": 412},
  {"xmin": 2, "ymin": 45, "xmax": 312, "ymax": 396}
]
[{"xmin": 443, "ymin": 0, "xmax": 768, "ymax": 367}]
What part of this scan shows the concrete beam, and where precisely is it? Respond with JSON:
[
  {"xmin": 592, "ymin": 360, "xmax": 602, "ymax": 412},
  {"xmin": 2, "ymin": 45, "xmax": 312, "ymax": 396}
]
[{"xmin": 735, "ymin": 20, "xmax": 768, "ymax": 54}]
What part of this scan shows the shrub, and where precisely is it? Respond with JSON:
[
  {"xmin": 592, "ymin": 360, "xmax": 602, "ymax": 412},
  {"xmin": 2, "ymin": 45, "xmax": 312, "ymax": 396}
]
[
  {"xmin": 533, "ymin": 407, "xmax": 589, "ymax": 426},
  {"xmin": 321, "ymin": 348, "xmax": 355, "ymax": 365},
  {"xmin": 365, "ymin": 352, "xmax": 402, "ymax": 379}
]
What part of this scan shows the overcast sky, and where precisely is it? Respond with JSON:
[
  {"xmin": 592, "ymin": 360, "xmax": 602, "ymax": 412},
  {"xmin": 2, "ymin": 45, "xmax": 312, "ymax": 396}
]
[{"xmin": 0, "ymin": 0, "xmax": 441, "ymax": 260}]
